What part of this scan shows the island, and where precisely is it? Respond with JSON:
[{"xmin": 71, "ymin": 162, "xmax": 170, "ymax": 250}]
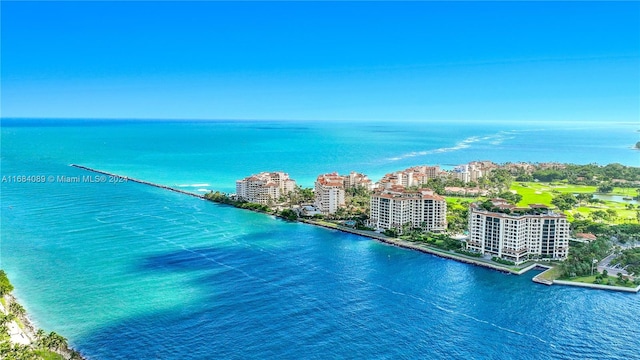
[{"xmin": 74, "ymin": 161, "xmax": 640, "ymax": 293}]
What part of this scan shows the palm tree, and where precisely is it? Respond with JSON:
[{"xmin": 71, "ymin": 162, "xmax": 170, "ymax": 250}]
[
  {"xmin": 45, "ymin": 331, "xmax": 68, "ymax": 351},
  {"xmin": 0, "ymin": 313, "xmax": 15, "ymax": 326},
  {"xmin": 8, "ymin": 302, "xmax": 25, "ymax": 317},
  {"xmin": 35, "ymin": 329, "xmax": 46, "ymax": 349},
  {"xmin": 14, "ymin": 344, "xmax": 38, "ymax": 360}
]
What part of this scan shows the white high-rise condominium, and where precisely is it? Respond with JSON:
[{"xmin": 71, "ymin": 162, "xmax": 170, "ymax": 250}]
[
  {"xmin": 235, "ymin": 171, "xmax": 296, "ymax": 205},
  {"xmin": 369, "ymin": 185, "xmax": 447, "ymax": 234},
  {"xmin": 314, "ymin": 173, "xmax": 346, "ymax": 214},
  {"xmin": 467, "ymin": 199, "xmax": 569, "ymax": 264}
]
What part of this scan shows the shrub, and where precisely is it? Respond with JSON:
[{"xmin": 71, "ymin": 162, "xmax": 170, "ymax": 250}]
[{"xmin": 491, "ymin": 257, "xmax": 515, "ymax": 266}]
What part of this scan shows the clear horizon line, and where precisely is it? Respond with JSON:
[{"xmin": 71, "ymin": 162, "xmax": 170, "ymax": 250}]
[{"xmin": 1, "ymin": 116, "xmax": 636, "ymax": 124}]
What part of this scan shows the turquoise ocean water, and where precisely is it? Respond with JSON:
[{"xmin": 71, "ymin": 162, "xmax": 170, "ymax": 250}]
[{"xmin": 1, "ymin": 119, "xmax": 639, "ymax": 359}]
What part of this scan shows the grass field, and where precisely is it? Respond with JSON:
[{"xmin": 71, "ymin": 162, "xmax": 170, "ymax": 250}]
[
  {"xmin": 34, "ymin": 350, "xmax": 65, "ymax": 360},
  {"xmin": 445, "ymin": 196, "xmax": 478, "ymax": 205},
  {"xmin": 564, "ymin": 275, "xmax": 637, "ymax": 288},
  {"xmin": 510, "ymin": 182, "xmax": 639, "ymax": 224},
  {"xmin": 538, "ymin": 266, "xmax": 562, "ymax": 281}
]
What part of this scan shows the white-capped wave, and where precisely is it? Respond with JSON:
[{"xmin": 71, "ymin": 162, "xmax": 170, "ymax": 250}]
[
  {"xmin": 177, "ymin": 183, "xmax": 210, "ymax": 187},
  {"xmin": 386, "ymin": 131, "xmax": 516, "ymax": 162}
]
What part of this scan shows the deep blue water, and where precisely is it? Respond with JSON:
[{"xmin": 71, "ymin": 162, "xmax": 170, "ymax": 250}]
[{"xmin": 1, "ymin": 119, "xmax": 639, "ymax": 359}]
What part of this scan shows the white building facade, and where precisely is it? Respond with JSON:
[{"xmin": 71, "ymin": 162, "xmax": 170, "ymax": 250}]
[
  {"xmin": 314, "ymin": 173, "xmax": 346, "ymax": 214},
  {"xmin": 344, "ymin": 171, "xmax": 374, "ymax": 191},
  {"xmin": 467, "ymin": 199, "xmax": 569, "ymax": 264},
  {"xmin": 369, "ymin": 186, "xmax": 447, "ymax": 233},
  {"xmin": 235, "ymin": 172, "xmax": 296, "ymax": 204}
]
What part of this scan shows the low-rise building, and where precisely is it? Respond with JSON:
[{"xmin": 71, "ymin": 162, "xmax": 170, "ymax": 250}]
[
  {"xmin": 443, "ymin": 187, "xmax": 488, "ymax": 197},
  {"xmin": 467, "ymin": 199, "xmax": 569, "ymax": 264},
  {"xmin": 300, "ymin": 205, "xmax": 323, "ymax": 217},
  {"xmin": 369, "ymin": 185, "xmax": 447, "ymax": 234},
  {"xmin": 236, "ymin": 171, "xmax": 296, "ymax": 204}
]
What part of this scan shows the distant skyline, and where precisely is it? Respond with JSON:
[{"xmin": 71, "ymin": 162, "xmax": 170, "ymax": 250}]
[{"xmin": 2, "ymin": 1, "xmax": 639, "ymax": 122}]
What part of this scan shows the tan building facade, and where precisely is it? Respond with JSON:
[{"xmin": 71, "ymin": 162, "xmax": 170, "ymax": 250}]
[
  {"xmin": 314, "ymin": 173, "xmax": 346, "ymax": 214},
  {"xmin": 369, "ymin": 186, "xmax": 447, "ymax": 233},
  {"xmin": 235, "ymin": 171, "xmax": 296, "ymax": 204},
  {"xmin": 467, "ymin": 199, "xmax": 569, "ymax": 264}
]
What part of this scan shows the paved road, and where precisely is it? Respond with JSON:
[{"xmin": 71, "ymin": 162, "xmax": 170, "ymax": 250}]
[{"xmin": 597, "ymin": 253, "xmax": 629, "ymax": 277}]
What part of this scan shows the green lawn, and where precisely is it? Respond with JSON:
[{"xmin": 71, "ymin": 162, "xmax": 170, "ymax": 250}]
[
  {"xmin": 538, "ymin": 266, "xmax": 562, "ymax": 281},
  {"xmin": 445, "ymin": 196, "xmax": 478, "ymax": 205},
  {"xmin": 565, "ymin": 275, "xmax": 637, "ymax": 288},
  {"xmin": 511, "ymin": 182, "xmax": 602, "ymax": 207},
  {"xmin": 568, "ymin": 275, "xmax": 599, "ymax": 283},
  {"xmin": 34, "ymin": 350, "xmax": 65, "ymax": 360},
  {"xmin": 313, "ymin": 220, "xmax": 339, "ymax": 228},
  {"xmin": 510, "ymin": 182, "xmax": 639, "ymax": 224}
]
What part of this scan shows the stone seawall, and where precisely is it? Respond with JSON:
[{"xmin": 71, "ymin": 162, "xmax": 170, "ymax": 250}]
[{"xmin": 553, "ymin": 280, "xmax": 640, "ymax": 293}]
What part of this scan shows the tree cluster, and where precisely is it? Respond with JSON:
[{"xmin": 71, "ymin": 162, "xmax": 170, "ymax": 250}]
[
  {"xmin": 529, "ymin": 163, "xmax": 640, "ymax": 184},
  {"xmin": 278, "ymin": 209, "xmax": 298, "ymax": 221},
  {"xmin": 571, "ymin": 221, "xmax": 640, "ymax": 244},
  {"xmin": 612, "ymin": 248, "xmax": 640, "ymax": 277},
  {"xmin": 560, "ymin": 238, "xmax": 612, "ymax": 278},
  {"xmin": 204, "ymin": 191, "xmax": 271, "ymax": 212},
  {"xmin": 447, "ymin": 200, "xmax": 469, "ymax": 233},
  {"xmin": 551, "ymin": 193, "xmax": 578, "ymax": 211},
  {"xmin": 495, "ymin": 191, "xmax": 522, "ymax": 205},
  {"xmin": 0, "ymin": 271, "xmax": 14, "ymax": 296}
]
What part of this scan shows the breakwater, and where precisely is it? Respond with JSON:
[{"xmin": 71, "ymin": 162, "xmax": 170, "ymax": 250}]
[{"xmin": 70, "ymin": 164, "xmax": 207, "ymax": 200}]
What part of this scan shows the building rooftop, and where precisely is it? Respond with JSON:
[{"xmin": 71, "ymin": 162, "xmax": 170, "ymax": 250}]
[
  {"xmin": 575, "ymin": 233, "xmax": 597, "ymax": 241},
  {"xmin": 471, "ymin": 199, "xmax": 559, "ymax": 217},
  {"xmin": 372, "ymin": 186, "xmax": 445, "ymax": 201}
]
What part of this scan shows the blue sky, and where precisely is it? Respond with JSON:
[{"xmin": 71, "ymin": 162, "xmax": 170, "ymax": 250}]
[{"xmin": 1, "ymin": 1, "xmax": 639, "ymax": 122}]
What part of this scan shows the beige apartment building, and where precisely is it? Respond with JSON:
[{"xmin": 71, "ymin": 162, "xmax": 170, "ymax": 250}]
[
  {"xmin": 467, "ymin": 199, "xmax": 569, "ymax": 264},
  {"xmin": 314, "ymin": 172, "xmax": 372, "ymax": 214},
  {"xmin": 314, "ymin": 173, "xmax": 346, "ymax": 214},
  {"xmin": 369, "ymin": 185, "xmax": 447, "ymax": 234},
  {"xmin": 235, "ymin": 171, "xmax": 296, "ymax": 204}
]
